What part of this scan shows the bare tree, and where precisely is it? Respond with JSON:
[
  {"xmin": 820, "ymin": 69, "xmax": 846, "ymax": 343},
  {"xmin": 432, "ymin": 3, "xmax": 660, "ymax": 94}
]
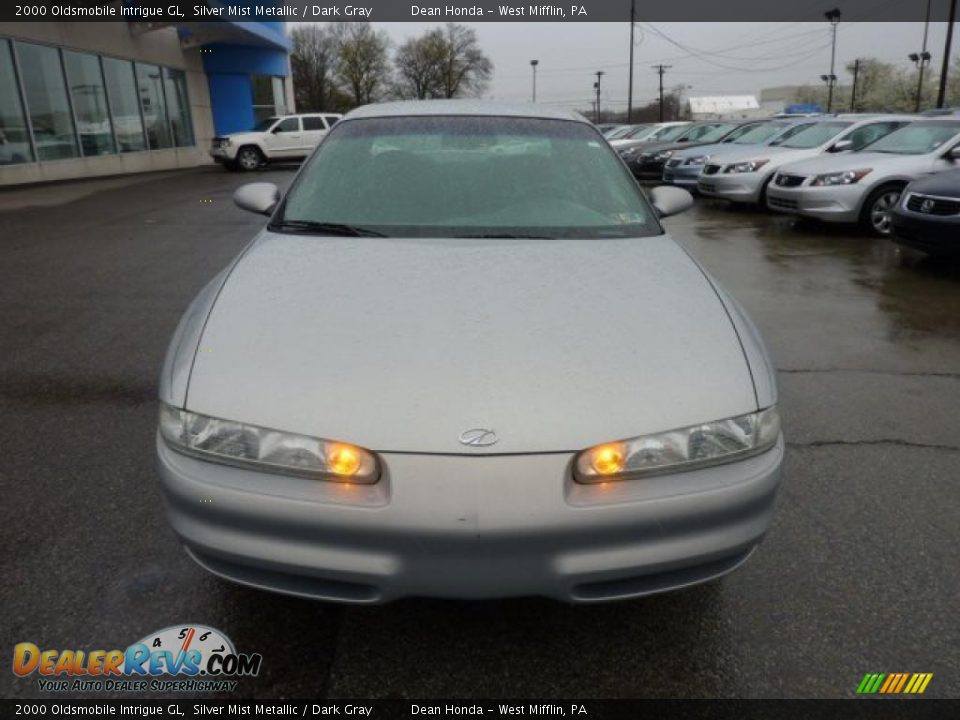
[
  {"xmin": 393, "ymin": 29, "xmax": 447, "ymax": 99},
  {"xmin": 290, "ymin": 25, "xmax": 340, "ymax": 112},
  {"xmin": 437, "ymin": 23, "xmax": 492, "ymax": 98},
  {"xmin": 333, "ymin": 23, "xmax": 391, "ymax": 106},
  {"xmin": 392, "ymin": 24, "xmax": 492, "ymax": 100}
]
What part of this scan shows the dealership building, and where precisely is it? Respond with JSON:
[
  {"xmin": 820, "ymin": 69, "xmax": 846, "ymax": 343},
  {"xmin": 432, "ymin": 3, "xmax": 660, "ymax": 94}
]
[{"xmin": 0, "ymin": 8, "xmax": 294, "ymax": 187}]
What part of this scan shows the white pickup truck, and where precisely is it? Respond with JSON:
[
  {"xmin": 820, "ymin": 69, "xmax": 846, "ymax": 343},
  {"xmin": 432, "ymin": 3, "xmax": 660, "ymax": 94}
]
[{"xmin": 209, "ymin": 113, "xmax": 342, "ymax": 171}]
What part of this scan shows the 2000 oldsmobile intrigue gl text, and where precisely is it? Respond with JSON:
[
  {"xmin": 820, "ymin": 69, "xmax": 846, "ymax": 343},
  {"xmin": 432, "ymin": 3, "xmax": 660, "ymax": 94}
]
[{"xmin": 157, "ymin": 101, "xmax": 784, "ymax": 603}]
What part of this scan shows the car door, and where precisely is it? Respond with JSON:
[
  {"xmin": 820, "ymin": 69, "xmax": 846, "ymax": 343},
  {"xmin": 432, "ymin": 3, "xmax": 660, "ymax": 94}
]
[
  {"xmin": 265, "ymin": 117, "xmax": 303, "ymax": 158},
  {"xmin": 301, "ymin": 115, "xmax": 329, "ymax": 152}
]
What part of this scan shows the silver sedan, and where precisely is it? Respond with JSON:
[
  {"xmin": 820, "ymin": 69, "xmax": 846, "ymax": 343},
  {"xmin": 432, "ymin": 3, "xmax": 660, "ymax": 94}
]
[{"xmin": 157, "ymin": 101, "xmax": 784, "ymax": 603}]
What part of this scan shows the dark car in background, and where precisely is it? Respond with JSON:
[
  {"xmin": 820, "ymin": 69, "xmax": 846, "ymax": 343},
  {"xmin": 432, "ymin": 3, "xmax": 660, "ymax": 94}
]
[
  {"xmin": 621, "ymin": 121, "xmax": 765, "ymax": 180},
  {"xmin": 890, "ymin": 168, "xmax": 960, "ymax": 257}
]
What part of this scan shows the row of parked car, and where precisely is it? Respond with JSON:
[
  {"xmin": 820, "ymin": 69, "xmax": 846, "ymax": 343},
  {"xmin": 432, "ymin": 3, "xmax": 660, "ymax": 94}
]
[{"xmin": 601, "ymin": 114, "xmax": 960, "ymax": 257}]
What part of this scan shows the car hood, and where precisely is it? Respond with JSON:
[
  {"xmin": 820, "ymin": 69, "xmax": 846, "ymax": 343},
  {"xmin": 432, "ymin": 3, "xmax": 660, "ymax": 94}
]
[
  {"xmin": 905, "ymin": 167, "xmax": 960, "ymax": 195},
  {"xmin": 217, "ymin": 131, "xmax": 260, "ymax": 142},
  {"xmin": 707, "ymin": 145, "xmax": 822, "ymax": 167},
  {"xmin": 672, "ymin": 141, "xmax": 747, "ymax": 160},
  {"xmin": 774, "ymin": 151, "xmax": 934, "ymax": 176},
  {"xmin": 633, "ymin": 140, "xmax": 703, "ymax": 155},
  {"xmin": 185, "ymin": 232, "xmax": 758, "ymax": 454}
]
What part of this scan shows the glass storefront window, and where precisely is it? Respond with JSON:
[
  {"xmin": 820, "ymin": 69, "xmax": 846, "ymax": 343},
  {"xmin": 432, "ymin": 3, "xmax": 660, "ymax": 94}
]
[
  {"xmin": 162, "ymin": 67, "xmax": 194, "ymax": 147},
  {"xmin": 135, "ymin": 62, "xmax": 171, "ymax": 149},
  {"xmin": 252, "ymin": 74, "xmax": 286, "ymax": 125},
  {"xmin": 16, "ymin": 42, "xmax": 79, "ymax": 161},
  {"xmin": 2, "ymin": 41, "xmax": 198, "ymax": 164},
  {"xmin": 63, "ymin": 50, "xmax": 115, "ymax": 156},
  {"xmin": 0, "ymin": 38, "xmax": 33, "ymax": 165},
  {"xmin": 102, "ymin": 57, "xmax": 146, "ymax": 152}
]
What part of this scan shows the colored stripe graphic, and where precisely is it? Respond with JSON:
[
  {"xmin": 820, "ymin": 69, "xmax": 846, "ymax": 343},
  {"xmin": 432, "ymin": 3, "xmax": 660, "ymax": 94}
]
[{"xmin": 857, "ymin": 672, "xmax": 932, "ymax": 694}]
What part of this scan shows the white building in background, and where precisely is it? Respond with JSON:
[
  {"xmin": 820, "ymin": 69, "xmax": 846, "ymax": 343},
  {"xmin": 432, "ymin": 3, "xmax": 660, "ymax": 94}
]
[{"xmin": 688, "ymin": 95, "xmax": 762, "ymax": 120}]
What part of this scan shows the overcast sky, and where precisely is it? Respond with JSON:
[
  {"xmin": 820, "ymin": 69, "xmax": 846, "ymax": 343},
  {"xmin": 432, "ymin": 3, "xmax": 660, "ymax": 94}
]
[{"xmin": 313, "ymin": 22, "xmax": 956, "ymax": 111}]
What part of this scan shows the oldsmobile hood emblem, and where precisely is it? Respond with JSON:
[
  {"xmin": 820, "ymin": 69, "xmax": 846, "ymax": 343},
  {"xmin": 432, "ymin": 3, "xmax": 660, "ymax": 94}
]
[
  {"xmin": 459, "ymin": 428, "xmax": 499, "ymax": 447},
  {"xmin": 920, "ymin": 199, "xmax": 936, "ymax": 213}
]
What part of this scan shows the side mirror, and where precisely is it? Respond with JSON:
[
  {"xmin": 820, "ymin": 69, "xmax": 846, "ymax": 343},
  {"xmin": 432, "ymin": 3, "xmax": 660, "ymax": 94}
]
[
  {"xmin": 649, "ymin": 185, "xmax": 694, "ymax": 219},
  {"xmin": 233, "ymin": 183, "xmax": 280, "ymax": 216},
  {"xmin": 830, "ymin": 139, "xmax": 854, "ymax": 153},
  {"xmin": 948, "ymin": 146, "xmax": 960, "ymax": 160}
]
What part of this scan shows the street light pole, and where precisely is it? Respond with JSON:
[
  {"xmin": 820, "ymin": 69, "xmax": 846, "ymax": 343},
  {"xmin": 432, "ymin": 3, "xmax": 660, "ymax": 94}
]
[
  {"xmin": 912, "ymin": 0, "xmax": 933, "ymax": 112},
  {"xmin": 824, "ymin": 8, "xmax": 842, "ymax": 112},
  {"xmin": 937, "ymin": 0, "xmax": 957, "ymax": 108},
  {"xmin": 910, "ymin": 51, "xmax": 933, "ymax": 112},
  {"xmin": 530, "ymin": 59, "xmax": 538, "ymax": 103}
]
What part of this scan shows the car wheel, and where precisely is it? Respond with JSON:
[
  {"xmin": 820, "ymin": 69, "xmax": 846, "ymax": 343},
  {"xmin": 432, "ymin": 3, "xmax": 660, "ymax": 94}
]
[
  {"xmin": 235, "ymin": 146, "xmax": 263, "ymax": 172},
  {"xmin": 861, "ymin": 185, "xmax": 903, "ymax": 236}
]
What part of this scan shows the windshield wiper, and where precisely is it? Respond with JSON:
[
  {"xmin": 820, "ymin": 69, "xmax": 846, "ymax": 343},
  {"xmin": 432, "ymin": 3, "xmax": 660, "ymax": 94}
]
[
  {"xmin": 454, "ymin": 232, "xmax": 556, "ymax": 239},
  {"xmin": 269, "ymin": 220, "xmax": 387, "ymax": 237}
]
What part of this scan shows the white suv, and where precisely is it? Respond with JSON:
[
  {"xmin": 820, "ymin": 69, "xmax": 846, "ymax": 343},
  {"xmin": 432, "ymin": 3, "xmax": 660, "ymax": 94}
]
[{"xmin": 210, "ymin": 113, "xmax": 342, "ymax": 171}]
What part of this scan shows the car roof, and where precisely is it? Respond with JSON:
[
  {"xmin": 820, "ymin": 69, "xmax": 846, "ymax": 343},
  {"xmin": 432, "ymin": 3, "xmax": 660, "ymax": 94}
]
[{"xmin": 344, "ymin": 100, "xmax": 588, "ymax": 123}]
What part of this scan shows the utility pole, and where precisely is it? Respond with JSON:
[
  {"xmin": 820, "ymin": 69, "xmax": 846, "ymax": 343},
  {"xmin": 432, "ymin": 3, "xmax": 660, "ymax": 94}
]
[
  {"xmin": 824, "ymin": 8, "xmax": 841, "ymax": 112},
  {"xmin": 530, "ymin": 59, "xmax": 538, "ymax": 103},
  {"xmin": 937, "ymin": 0, "xmax": 957, "ymax": 108},
  {"xmin": 627, "ymin": 0, "xmax": 635, "ymax": 122},
  {"xmin": 652, "ymin": 64, "xmax": 670, "ymax": 121},
  {"xmin": 850, "ymin": 58, "xmax": 860, "ymax": 112},
  {"xmin": 594, "ymin": 71, "xmax": 605, "ymax": 123}
]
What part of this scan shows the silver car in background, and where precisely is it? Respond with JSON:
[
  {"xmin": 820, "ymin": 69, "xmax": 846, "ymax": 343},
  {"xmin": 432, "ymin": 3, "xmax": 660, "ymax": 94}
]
[
  {"xmin": 663, "ymin": 118, "xmax": 821, "ymax": 189},
  {"xmin": 766, "ymin": 119, "xmax": 960, "ymax": 235},
  {"xmin": 157, "ymin": 101, "xmax": 783, "ymax": 604},
  {"xmin": 609, "ymin": 121, "xmax": 691, "ymax": 150},
  {"xmin": 698, "ymin": 115, "xmax": 914, "ymax": 205}
]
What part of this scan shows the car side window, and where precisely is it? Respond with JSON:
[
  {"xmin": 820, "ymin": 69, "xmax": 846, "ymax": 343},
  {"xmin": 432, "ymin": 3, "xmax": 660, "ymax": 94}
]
[
  {"xmin": 274, "ymin": 118, "xmax": 300, "ymax": 133},
  {"xmin": 323, "ymin": 115, "xmax": 340, "ymax": 128},
  {"xmin": 303, "ymin": 116, "xmax": 326, "ymax": 131}
]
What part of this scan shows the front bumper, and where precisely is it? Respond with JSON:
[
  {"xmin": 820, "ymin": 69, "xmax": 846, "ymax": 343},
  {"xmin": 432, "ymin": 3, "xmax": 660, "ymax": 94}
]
[
  {"xmin": 891, "ymin": 208, "xmax": 960, "ymax": 255},
  {"xmin": 625, "ymin": 158, "xmax": 667, "ymax": 180},
  {"xmin": 696, "ymin": 171, "xmax": 768, "ymax": 204},
  {"xmin": 208, "ymin": 145, "xmax": 236, "ymax": 163},
  {"xmin": 663, "ymin": 164, "xmax": 703, "ymax": 188},
  {"xmin": 766, "ymin": 183, "xmax": 864, "ymax": 223},
  {"xmin": 158, "ymin": 433, "xmax": 785, "ymax": 603}
]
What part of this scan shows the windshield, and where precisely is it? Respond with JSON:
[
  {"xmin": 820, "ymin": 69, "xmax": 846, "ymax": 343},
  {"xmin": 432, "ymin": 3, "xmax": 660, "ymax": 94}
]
[
  {"xmin": 623, "ymin": 125, "xmax": 653, "ymax": 139},
  {"xmin": 690, "ymin": 123, "xmax": 738, "ymax": 143},
  {"xmin": 866, "ymin": 121, "xmax": 960, "ymax": 155},
  {"xmin": 651, "ymin": 125, "xmax": 689, "ymax": 142},
  {"xmin": 605, "ymin": 125, "xmax": 634, "ymax": 139},
  {"xmin": 279, "ymin": 116, "xmax": 659, "ymax": 239},
  {"xmin": 775, "ymin": 121, "xmax": 854, "ymax": 149},
  {"xmin": 251, "ymin": 117, "xmax": 279, "ymax": 132},
  {"xmin": 731, "ymin": 122, "xmax": 786, "ymax": 145}
]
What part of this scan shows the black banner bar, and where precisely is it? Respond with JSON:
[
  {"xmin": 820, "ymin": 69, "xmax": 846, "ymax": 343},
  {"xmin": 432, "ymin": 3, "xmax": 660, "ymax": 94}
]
[
  {"xmin": 0, "ymin": 700, "xmax": 957, "ymax": 719},
  {"xmin": 0, "ymin": 0, "xmax": 957, "ymax": 23}
]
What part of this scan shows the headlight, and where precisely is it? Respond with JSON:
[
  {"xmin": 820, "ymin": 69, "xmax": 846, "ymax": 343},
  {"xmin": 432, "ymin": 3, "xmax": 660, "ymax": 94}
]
[
  {"xmin": 655, "ymin": 150, "xmax": 674, "ymax": 161},
  {"xmin": 574, "ymin": 407, "xmax": 780, "ymax": 483},
  {"xmin": 686, "ymin": 155, "xmax": 709, "ymax": 166},
  {"xmin": 159, "ymin": 404, "xmax": 379, "ymax": 483},
  {"xmin": 620, "ymin": 148, "xmax": 639, "ymax": 158},
  {"xmin": 810, "ymin": 169, "xmax": 872, "ymax": 186},
  {"xmin": 725, "ymin": 159, "xmax": 769, "ymax": 174}
]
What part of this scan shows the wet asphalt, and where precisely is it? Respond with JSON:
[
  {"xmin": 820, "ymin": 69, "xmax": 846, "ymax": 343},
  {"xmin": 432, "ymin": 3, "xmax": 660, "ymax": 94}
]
[{"xmin": 1, "ymin": 167, "xmax": 958, "ymax": 700}]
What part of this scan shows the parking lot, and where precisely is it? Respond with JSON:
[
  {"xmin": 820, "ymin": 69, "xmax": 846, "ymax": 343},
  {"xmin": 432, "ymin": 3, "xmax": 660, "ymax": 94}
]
[{"xmin": 1, "ymin": 166, "xmax": 958, "ymax": 699}]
